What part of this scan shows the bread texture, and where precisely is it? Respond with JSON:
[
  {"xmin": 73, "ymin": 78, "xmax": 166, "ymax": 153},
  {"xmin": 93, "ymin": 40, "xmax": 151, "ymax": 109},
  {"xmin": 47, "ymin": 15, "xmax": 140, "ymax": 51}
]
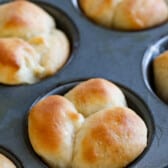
[
  {"xmin": 28, "ymin": 79, "xmax": 148, "ymax": 168},
  {"xmin": 153, "ymin": 51, "xmax": 168, "ymax": 102},
  {"xmin": 113, "ymin": 0, "xmax": 168, "ymax": 30},
  {"xmin": 0, "ymin": 0, "xmax": 70, "ymax": 85},
  {"xmin": 72, "ymin": 107, "xmax": 147, "ymax": 168},
  {"xmin": 79, "ymin": 0, "xmax": 168, "ymax": 30},
  {"xmin": 0, "ymin": 0, "xmax": 55, "ymax": 39},
  {"xmin": 28, "ymin": 95, "xmax": 84, "ymax": 168},
  {"xmin": 0, "ymin": 38, "xmax": 44, "ymax": 84},
  {"xmin": 79, "ymin": 0, "xmax": 121, "ymax": 28},
  {"xmin": 0, "ymin": 154, "xmax": 16, "ymax": 168},
  {"xmin": 65, "ymin": 78, "xmax": 127, "ymax": 117},
  {"xmin": 30, "ymin": 30, "xmax": 69, "ymax": 76}
]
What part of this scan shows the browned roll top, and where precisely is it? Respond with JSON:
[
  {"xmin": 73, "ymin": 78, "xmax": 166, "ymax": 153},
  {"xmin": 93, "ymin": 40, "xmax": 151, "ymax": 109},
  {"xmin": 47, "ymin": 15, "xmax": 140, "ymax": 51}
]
[{"xmin": 79, "ymin": 0, "xmax": 168, "ymax": 30}]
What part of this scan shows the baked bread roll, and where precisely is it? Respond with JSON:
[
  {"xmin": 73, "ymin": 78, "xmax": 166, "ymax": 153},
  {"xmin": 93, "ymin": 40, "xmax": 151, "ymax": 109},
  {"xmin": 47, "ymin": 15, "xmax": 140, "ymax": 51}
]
[
  {"xmin": 29, "ymin": 30, "xmax": 69, "ymax": 76},
  {"xmin": 72, "ymin": 107, "xmax": 147, "ymax": 168},
  {"xmin": 0, "ymin": 38, "xmax": 44, "ymax": 84},
  {"xmin": 79, "ymin": 0, "xmax": 121, "ymax": 28},
  {"xmin": 0, "ymin": 0, "xmax": 70, "ymax": 85},
  {"xmin": 0, "ymin": 154, "xmax": 16, "ymax": 168},
  {"xmin": 28, "ymin": 78, "xmax": 148, "ymax": 168},
  {"xmin": 28, "ymin": 95, "xmax": 84, "ymax": 168},
  {"xmin": 79, "ymin": 0, "xmax": 168, "ymax": 30},
  {"xmin": 65, "ymin": 78, "xmax": 127, "ymax": 117},
  {"xmin": 153, "ymin": 51, "xmax": 168, "ymax": 102},
  {"xmin": 0, "ymin": 0, "xmax": 55, "ymax": 39},
  {"xmin": 113, "ymin": 0, "xmax": 168, "ymax": 30}
]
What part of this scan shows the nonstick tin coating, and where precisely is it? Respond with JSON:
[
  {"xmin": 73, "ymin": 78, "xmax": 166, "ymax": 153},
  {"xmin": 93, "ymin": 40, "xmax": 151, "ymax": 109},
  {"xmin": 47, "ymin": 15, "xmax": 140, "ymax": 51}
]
[{"xmin": 0, "ymin": 0, "xmax": 168, "ymax": 168}]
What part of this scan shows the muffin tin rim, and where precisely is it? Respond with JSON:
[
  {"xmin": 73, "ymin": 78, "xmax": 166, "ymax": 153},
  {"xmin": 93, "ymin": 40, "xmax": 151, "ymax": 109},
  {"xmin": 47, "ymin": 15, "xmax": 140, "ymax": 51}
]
[
  {"xmin": 142, "ymin": 34, "xmax": 168, "ymax": 106},
  {"xmin": 0, "ymin": 145, "xmax": 23, "ymax": 168}
]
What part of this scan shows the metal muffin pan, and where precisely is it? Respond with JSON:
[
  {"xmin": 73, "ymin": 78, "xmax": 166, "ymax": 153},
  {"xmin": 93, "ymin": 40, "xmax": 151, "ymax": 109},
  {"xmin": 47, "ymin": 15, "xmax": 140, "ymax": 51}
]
[
  {"xmin": 142, "ymin": 35, "xmax": 168, "ymax": 104},
  {"xmin": 0, "ymin": 146, "xmax": 23, "ymax": 167},
  {"xmin": 0, "ymin": 0, "xmax": 168, "ymax": 167}
]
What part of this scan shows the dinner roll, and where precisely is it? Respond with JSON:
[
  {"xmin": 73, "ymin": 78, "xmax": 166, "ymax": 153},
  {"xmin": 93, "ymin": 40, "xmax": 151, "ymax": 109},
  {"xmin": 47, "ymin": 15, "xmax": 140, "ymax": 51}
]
[
  {"xmin": 0, "ymin": 0, "xmax": 70, "ymax": 85},
  {"xmin": 0, "ymin": 0, "xmax": 55, "ymax": 39},
  {"xmin": 153, "ymin": 51, "xmax": 168, "ymax": 102},
  {"xmin": 79, "ymin": 0, "xmax": 168, "ymax": 30},
  {"xmin": 113, "ymin": 0, "xmax": 168, "ymax": 30},
  {"xmin": 65, "ymin": 78, "xmax": 127, "ymax": 117},
  {"xmin": 0, "ymin": 38, "xmax": 44, "ymax": 85},
  {"xmin": 72, "ymin": 107, "xmax": 147, "ymax": 168},
  {"xmin": 28, "ymin": 95, "xmax": 84, "ymax": 168},
  {"xmin": 0, "ymin": 154, "xmax": 16, "ymax": 168},
  {"xmin": 30, "ymin": 29, "xmax": 69, "ymax": 76},
  {"xmin": 79, "ymin": 0, "xmax": 121, "ymax": 28}
]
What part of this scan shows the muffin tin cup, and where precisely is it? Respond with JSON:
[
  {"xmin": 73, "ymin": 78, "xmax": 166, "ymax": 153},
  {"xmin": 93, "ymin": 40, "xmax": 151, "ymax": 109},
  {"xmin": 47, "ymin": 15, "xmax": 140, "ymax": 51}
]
[
  {"xmin": 26, "ymin": 80, "xmax": 155, "ymax": 168},
  {"xmin": 0, "ymin": 0, "xmax": 80, "ymax": 86},
  {"xmin": 142, "ymin": 34, "xmax": 168, "ymax": 104},
  {"xmin": 0, "ymin": 0, "xmax": 168, "ymax": 167},
  {"xmin": 0, "ymin": 146, "xmax": 23, "ymax": 168}
]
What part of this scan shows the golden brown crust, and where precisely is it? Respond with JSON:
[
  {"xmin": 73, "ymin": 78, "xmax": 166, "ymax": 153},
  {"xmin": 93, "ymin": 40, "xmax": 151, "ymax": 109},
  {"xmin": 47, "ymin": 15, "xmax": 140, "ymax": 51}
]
[
  {"xmin": 0, "ymin": 38, "xmax": 37, "ymax": 69},
  {"xmin": 28, "ymin": 95, "xmax": 84, "ymax": 168},
  {"xmin": 113, "ymin": 0, "xmax": 168, "ymax": 30},
  {"xmin": 79, "ymin": 0, "xmax": 168, "ymax": 30},
  {"xmin": 0, "ymin": 154, "xmax": 16, "ymax": 168},
  {"xmin": 28, "ymin": 79, "xmax": 148, "ymax": 168},
  {"xmin": 65, "ymin": 78, "xmax": 127, "ymax": 116},
  {"xmin": 0, "ymin": 37, "xmax": 44, "ymax": 84},
  {"xmin": 0, "ymin": 0, "xmax": 55, "ymax": 38},
  {"xmin": 154, "ymin": 51, "xmax": 168, "ymax": 102},
  {"xmin": 72, "ymin": 107, "xmax": 147, "ymax": 168},
  {"xmin": 79, "ymin": 0, "xmax": 121, "ymax": 27}
]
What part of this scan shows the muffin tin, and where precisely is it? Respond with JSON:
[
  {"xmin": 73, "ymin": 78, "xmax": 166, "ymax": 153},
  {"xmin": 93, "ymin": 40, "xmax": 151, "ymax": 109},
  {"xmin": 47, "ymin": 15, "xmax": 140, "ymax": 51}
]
[
  {"xmin": 0, "ymin": 146, "xmax": 23, "ymax": 167},
  {"xmin": 0, "ymin": 0, "xmax": 168, "ymax": 167},
  {"xmin": 142, "ymin": 34, "xmax": 168, "ymax": 103}
]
